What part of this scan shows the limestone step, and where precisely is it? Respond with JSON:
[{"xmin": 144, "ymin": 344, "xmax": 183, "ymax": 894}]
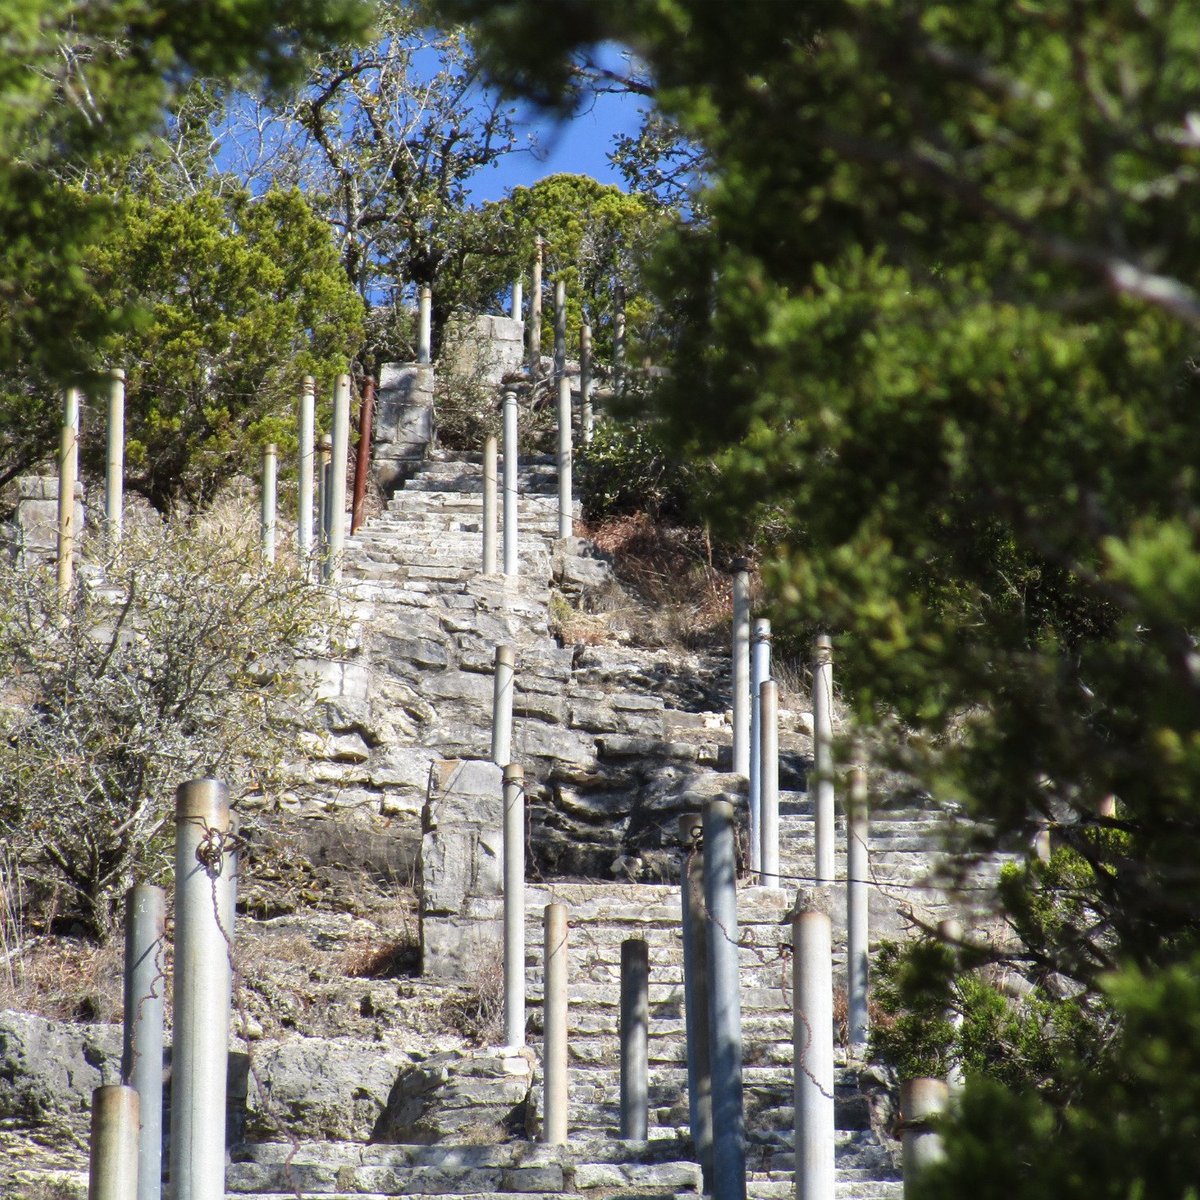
[
  {"xmin": 329, "ymin": 452, "xmax": 952, "ymax": 1200},
  {"xmin": 227, "ymin": 1139, "xmax": 704, "ymax": 1196},
  {"xmin": 749, "ymin": 1183, "xmax": 902, "ymax": 1200}
]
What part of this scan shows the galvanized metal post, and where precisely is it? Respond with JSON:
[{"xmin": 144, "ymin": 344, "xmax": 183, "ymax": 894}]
[
  {"xmin": 483, "ymin": 433, "xmax": 498, "ymax": 574},
  {"xmin": 580, "ymin": 322, "xmax": 594, "ymax": 444},
  {"xmin": 812, "ymin": 635, "xmax": 836, "ymax": 884},
  {"xmin": 759, "ymin": 680, "xmax": 780, "ymax": 887},
  {"xmin": 938, "ymin": 919, "xmax": 964, "ymax": 1093},
  {"xmin": 613, "ymin": 281, "xmax": 627, "ymax": 392},
  {"xmin": 170, "ymin": 779, "xmax": 235, "ymax": 1200},
  {"xmin": 351, "ymin": 375, "xmax": 375, "ymax": 535},
  {"xmin": 1032, "ymin": 822, "xmax": 1052, "ymax": 862},
  {"xmin": 502, "ymin": 389, "xmax": 519, "ymax": 577},
  {"xmin": 553, "ymin": 278, "xmax": 567, "ymax": 378},
  {"xmin": 503, "ymin": 764, "xmax": 526, "ymax": 1048},
  {"xmin": 793, "ymin": 901, "xmax": 835, "ymax": 1200},
  {"xmin": 492, "ymin": 644, "xmax": 515, "ymax": 767},
  {"xmin": 749, "ymin": 618, "xmax": 772, "ymax": 873},
  {"xmin": 123, "ymin": 884, "xmax": 165, "ymax": 1200},
  {"xmin": 511, "ymin": 279, "xmax": 523, "ymax": 321},
  {"xmin": 298, "ymin": 377, "xmax": 316, "ymax": 560},
  {"xmin": 316, "ymin": 434, "xmax": 332, "ymax": 566},
  {"xmin": 620, "ymin": 938, "xmax": 650, "ymax": 1141},
  {"xmin": 557, "ymin": 367, "xmax": 573, "ymax": 540},
  {"xmin": 731, "ymin": 561, "xmax": 752, "ymax": 778},
  {"xmin": 90, "ymin": 1084, "xmax": 140, "ymax": 1200},
  {"xmin": 901, "ymin": 1077, "xmax": 948, "ymax": 1199},
  {"xmin": 325, "ymin": 374, "xmax": 351, "ymax": 584},
  {"xmin": 704, "ymin": 798, "xmax": 746, "ymax": 1200},
  {"xmin": 105, "ymin": 368, "xmax": 125, "ymax": 549},
  {"xmin": 679, "ymin": 812, "xmax": 713, "ymax": 1187},
  {"xmin": 417, "ymin": 283, "xmax": 432, "ymax": 365},
  {"xmin": 542, "ymin": 902, "xmax": 569, "ymax": 1144},
  {"xmin": 529, "ymin": 237, "xmax": 543, "ymax": 374},
  {"xmin": 847, "ymin": 767, "xmax": 870, "ymax": 1055},
  {"xmin": 57, "ymin": 386, "xmax": 80, "ymax": 605},
  {"xmin": 260, "ymin": 443, "xmax": 277, "ymax": 565}
]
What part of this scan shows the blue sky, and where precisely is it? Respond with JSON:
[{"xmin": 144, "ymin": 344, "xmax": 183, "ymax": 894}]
[{"xmin": 467, "ymin": 87, "xmax": 649, "ymax": 204}]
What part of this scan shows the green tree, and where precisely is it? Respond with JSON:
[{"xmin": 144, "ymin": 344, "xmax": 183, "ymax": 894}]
[
  {"xmin": 214, "ymin": 0, "xmax": 517, "ymax": 365},
  {"xmin": 0, "ymin": 0, "xmax": 370, "ymax": 484},
  {"xmin": 89, "ymin": 183, "xmax": 364, "ymax": 509},
  {"xmin": 464, "ymin": 173, "xmax": 665, "ymax": 361},
  {"xmin": 439, "ymin": 0, "xmax": 1200, "ymax": 1189}
]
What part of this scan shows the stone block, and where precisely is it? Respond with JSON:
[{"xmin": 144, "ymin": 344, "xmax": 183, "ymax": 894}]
[
  {"xmin": 380, "ymin": 632, "xmax": 450, "ymax": 670},
  {"xmin": 0, "ymin": 1013, "xmax": 122, "ymax": 1132},
  {"xmin": 341, "ymin": 661, "xmax": 371, "ymax": 701},
  {"xmin": 14, "ymin": 475, "xmax": 84, "ymax": 557},
  {"xmin": 420, "ymin": 758, "xmax": 506, "ymax": 975},
  {"xmin": 370, "ymin": 745, "xmax": 435, "ymax": 791},
  {"xmin": 245, "ymin": 1038, "xmax": 414, "ymax": 1142},
  {"xmin": 554, "ymin": 552, "xmax": 614, "ymax": 591},
  {"xmin": 374, "ymin": 1048, "xmax": 534, "ymax": 1142},
  {"xmin": 424, "ymin": 670, "xmax": 493, "ymax": 705},
  {"xmin": 428, "ymin": 757, "xmax": 504, "ymax": 804},
  {"xmin": 513, "ymin": 691, "xmax": 566, "ymax": 724},
  {"xmin": 295, "ymin": 657, "xmax": 345, "ymax": 702},
  {"xmin": 374, "ymin": 362, "xmax": 434, "ymax": 490},
  {"xmin": 443, "ymin": 313, "xmax": 525, "ymax": 388}
]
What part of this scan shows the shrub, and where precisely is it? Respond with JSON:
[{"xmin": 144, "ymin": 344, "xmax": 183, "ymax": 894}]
[
  {"xmin": 576, "ymin": 417, "xmax": 704, "ymax": 522},
  {"xmin": 0, "ymin": 506, "xmax": 337, "ymax": 939}
]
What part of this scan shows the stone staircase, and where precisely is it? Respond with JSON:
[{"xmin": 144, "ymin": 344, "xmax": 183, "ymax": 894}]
[{"xmin": 215, "ymin": 445, "xmax": 1011, "ymax": 1200}]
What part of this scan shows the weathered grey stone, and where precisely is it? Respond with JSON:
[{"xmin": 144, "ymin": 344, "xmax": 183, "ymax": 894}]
[
  {"xmin": 299, "ymin": 730, "xmax": 372, "ymax": 763},
  {"xmin": 554, "ymin": 552, "xmax": 614, "ymax": 591},
  {"xmin": 572, "ymin": 1161, "xmax": 703, "ymax": 1190},
  {"xmin": 598, "ymin": 735, "xmax": 697, "ymax": 760},
  {"xmin": 370, "ymin": 745, "xmax": 436, "ymax": 791},
  {"xmin": 13, "ymin": 475, "xmax": 84, "ymax": 558},
  {"xmin": 246, "ymin": 1038, "xmax": 415, "ymax": 1142},
  {"xmin": 424, "ymin": 671, "xmax": 493, "ymax": 705},
  {"xmin": 443, "ymin": 313, "xmax": 524, "ymax": 388},
  {"xmin": 513, "ymin": 723, "xmax": 598, "ymax": 769},
  {"xmin": 569, "ymin": 699, "xmax": 664, "ymax": 737},
  {"xmin": 0, "ymin": 1013, "xmax": 122, "ymax": 1130},
  {"xmin": 379, "ymin": 633, "xmax": 450, "ymax": 671},
  {"xmin": 374, "ymin": 1048, "xmax": 533, "ymax": 1144},
  {"xmin": 513, "ymin": 691, "xmax": 566, "ymax": 724},
  {"xmin": 374, "ymin": 362, "xmax": 434, "ymax": 490},
  {"xmin": 420, "ymin": 759, "xmax": 506, "ymax": 976},
  {"xmin": 611, "ymin": 694, "xmax": 665, "ymax": 714}
]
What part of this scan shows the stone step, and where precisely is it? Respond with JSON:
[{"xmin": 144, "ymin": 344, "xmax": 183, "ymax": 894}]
[
  {"xmin": 525, "ymin": 1010, "xmax": 800, "ymax": 1043},
  {"xmin": 522, "ymin": 982, "xmax": 807, "ymax": 1012},
  {"xmin": 323, "ymin": 452, "xmax": 960, "ymax": 1200},
  {"xmin": 749, "ymin": 1183, "xmax": 902, "ymax": 1200},
  {"xmin": 227, "ymin": 1162, "xmax": 703, "ymax": 1196},
  {"xmin": 226, "ymin": 1191, "xmax": 898, "ymax": 1200},
  {"xmin": 234, "ymin": 1139, "xmax": 695, "ymax": 1168},
  {"xmin": 227, "ymin": 1192, "xmax": 698, "ymax": 1200},
  {"xmin": 551, "ymin": 1061, "xmax": 860, "ymax": 1096}
]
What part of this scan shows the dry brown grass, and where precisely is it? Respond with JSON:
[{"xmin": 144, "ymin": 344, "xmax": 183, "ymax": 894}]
[
  {"xmin": 6, "ymin": 1178, "xmax": 84, "ymax": 1200},
  {"xmin": 438, "ymin": 955, "xmax": 505, "ymax": 1045},
  {"xmin": 341, "ymin": 934, "xmax": 420, "ymax": 979},
  {"xmin": 0, "ymin": 936, "xmax": 124, "ymax": 1022},
  {"xmin": 547, "ymin": 590, "xmax": 616, "ymax": 647},
  {"xmin": 583, "ymin": 513, "xmax": 735, "ymax": 650}
]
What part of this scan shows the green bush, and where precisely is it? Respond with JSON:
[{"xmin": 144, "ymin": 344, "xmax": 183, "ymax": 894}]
[{"xmin": 576, "ymin": 417, "xmax": 702, "ymax": 522}]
